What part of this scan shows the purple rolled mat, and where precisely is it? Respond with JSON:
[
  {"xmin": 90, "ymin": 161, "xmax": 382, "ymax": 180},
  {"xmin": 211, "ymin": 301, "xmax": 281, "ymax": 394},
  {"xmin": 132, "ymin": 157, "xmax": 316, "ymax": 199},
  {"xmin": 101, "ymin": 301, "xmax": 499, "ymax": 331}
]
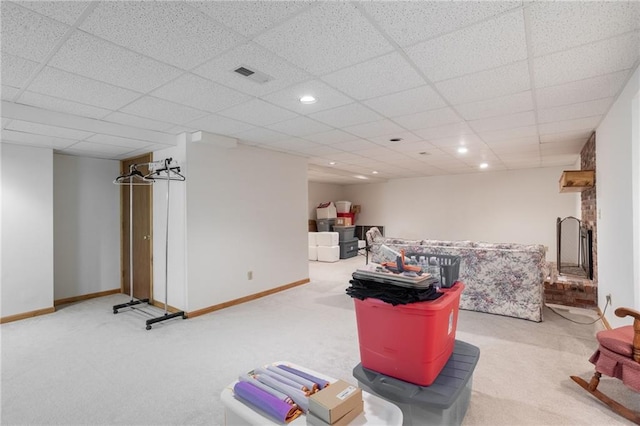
[
  {"xmin": 233, "ymin": 381, "xmax": 301, "ymax": 424},
  {"xmin": 277, "ymin": 365, "xmax": 331, "ymax": 389}
]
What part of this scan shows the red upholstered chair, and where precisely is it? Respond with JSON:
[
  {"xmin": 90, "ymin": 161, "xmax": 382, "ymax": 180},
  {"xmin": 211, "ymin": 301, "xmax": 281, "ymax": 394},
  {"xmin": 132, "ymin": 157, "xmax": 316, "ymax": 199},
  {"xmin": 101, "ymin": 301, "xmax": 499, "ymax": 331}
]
[{"xmin": 571, "ymin": 307, "xmax": 640, "ymax": 424}]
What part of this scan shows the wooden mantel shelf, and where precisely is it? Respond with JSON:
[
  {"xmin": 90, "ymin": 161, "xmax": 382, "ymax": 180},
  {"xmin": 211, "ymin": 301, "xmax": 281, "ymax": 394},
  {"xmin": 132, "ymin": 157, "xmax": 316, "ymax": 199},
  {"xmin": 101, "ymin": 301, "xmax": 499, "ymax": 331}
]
[{"xmin": 559, "ymin": 170, "xmax": 595, "ymax": 193}]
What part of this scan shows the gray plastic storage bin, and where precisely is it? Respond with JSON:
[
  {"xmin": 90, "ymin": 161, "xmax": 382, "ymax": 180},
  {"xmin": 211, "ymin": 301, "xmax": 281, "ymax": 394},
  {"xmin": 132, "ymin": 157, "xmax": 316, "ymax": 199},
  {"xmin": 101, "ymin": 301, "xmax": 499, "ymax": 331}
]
[
  {"xmin": 353, "ymin": 340, "xmax": 479, "ymax": 426},
  {"xmin": 332, "ymin": 225, "xmax": 356, "ymax": 241},
  {"xmin": 316, "ymin": 218, "xmax": 335, "ymax": 232},
  {"xmin": 339, "ymin": 237, "xmax": 359, "ymax": 259}
]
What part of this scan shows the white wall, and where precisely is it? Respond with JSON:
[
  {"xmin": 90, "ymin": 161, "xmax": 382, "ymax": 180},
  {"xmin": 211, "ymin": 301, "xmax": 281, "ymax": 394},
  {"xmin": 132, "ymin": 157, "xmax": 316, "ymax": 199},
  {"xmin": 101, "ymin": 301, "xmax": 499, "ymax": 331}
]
[
  {"xmin": 343, "ymin": 166, "xmax": 579, "ymax": 261},
  {"xmin": 1, "ymin": 143, "xmax": 53, "ymax": 317},
  {"xmin": 53, "ymin": 154, "xmax": 120, "ymax": 300},
  {"xmin": 308, "ymin": 182, "xmax": 345, "ymax": 220},
  {"xmin": 596, "ymin": 65, "xmax": 640, "ymax": 327},
  {"xmin": 185, "ymin": 143, "xmax": 308, "ymax": 312}
]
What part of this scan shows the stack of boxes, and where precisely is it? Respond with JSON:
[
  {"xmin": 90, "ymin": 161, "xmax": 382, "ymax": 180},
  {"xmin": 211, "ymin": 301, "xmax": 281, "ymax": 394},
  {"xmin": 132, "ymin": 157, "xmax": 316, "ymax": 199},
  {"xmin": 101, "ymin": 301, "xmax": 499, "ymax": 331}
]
[{"xmin": 309, "ymin": 231, "xmax": 340, "ymax": 262}]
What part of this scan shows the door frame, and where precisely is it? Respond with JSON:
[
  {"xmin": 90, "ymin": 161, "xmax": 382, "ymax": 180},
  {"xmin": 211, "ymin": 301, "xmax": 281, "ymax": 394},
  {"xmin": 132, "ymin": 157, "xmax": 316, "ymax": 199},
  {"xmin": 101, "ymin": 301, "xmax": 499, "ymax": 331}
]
[{"xmin": 120, "ymin": 153, "xmax": 154, "ymax": 301}]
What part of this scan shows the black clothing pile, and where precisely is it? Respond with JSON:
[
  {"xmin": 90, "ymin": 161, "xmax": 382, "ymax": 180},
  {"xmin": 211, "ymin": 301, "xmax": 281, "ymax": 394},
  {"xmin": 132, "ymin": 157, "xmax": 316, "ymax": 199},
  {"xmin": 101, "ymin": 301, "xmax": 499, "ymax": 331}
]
[{"xmin": 346, "ymin": 277, "xmax": 443, "ymax": 305}]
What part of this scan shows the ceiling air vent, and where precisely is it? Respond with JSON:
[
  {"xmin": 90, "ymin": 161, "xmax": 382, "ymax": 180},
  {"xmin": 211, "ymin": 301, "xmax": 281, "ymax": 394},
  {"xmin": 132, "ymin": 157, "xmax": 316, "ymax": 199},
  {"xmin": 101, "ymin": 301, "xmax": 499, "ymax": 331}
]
[
  {"xmin": 232, "ymin": 64, "xmax": 273, "ymax": 84},
  {"xmin": 234, "ymin": 66, "xmax": 254, "ymax": 77}
]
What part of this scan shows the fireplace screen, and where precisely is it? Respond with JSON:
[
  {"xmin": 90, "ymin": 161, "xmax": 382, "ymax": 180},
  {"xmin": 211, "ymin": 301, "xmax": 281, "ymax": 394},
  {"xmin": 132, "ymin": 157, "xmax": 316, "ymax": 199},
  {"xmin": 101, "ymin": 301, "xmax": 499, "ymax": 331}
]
[{"xmin": 557, "ymin": 217, "xmax": 593, "ymax": 279}]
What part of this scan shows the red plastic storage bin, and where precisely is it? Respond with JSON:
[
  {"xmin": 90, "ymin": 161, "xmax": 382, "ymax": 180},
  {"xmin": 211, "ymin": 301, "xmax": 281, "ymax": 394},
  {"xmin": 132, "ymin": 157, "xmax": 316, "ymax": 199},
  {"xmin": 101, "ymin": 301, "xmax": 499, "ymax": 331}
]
[{"xmin": 353, "ymin": 282, "xmax": 464, "ymax": 386}]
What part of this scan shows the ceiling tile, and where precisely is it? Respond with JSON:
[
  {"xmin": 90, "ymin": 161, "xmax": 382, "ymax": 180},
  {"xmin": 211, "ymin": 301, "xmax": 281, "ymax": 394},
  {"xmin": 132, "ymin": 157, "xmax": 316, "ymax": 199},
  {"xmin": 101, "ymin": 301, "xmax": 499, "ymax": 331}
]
[
  {"xmin": 49, "ymin": 31, "xmax": 183, "ymax": 93},
  {"xmin": 266, "ymin": 116, "xmax": 333, "ymax": 137},
  {"xmin": 406, "ymin": 9, "xmax": 527, "ymax": 82},
  {"xmin": 7, "ymin": 120, "xmax": 94, "ymax": 140},
  {"xmin": 535, "ymin": 70, "xmax": 630, "ymax": 109},
  {"xmin": 218, "ymin": 99, "xmax": 298, "ymax": 126},
  {"xmin": 151, "ymin": 73, "xmax": 252, "ymax": 113},
  {"xmin": 80, "ymin": 1, "xmax": 244, "ymax": 69},
  {"xmin": 309, "ymin": 103, "xmax": 382, "ymax": 128},
  {"xmin": 469, "ymin": 111, "xmax": 536, "ymax": 133},
  {"xmin": 186, "ymin": 114, "xmax": 255, "ymax": 136},
  {"xmin": 28, "ymin": 67, "xmax": 141, "ymax": 110},
  {"xmin": 540, "ymin": 154, "xmax": 579, "ymax": 167},
  {"xmin": 368, "ymin": 131, "xmax": 424, "ymax": 146},
  {"xmin": 85, "ymin": 134, "xmax": 152, "ymax": 150},
  {"xmin": 120, "ymin": 96, "xmax": 207, "ymax": 125},
  {"xmin": 428, "ymin": 134, "xmax": 485, "ymax": 148},
  {"xmin": 455, "ymin": 91, "xmax": 534, "ymax": 121},
  {"xmin": 538, "ymin": 116, "xmax": 601, "ymax": 135},
  {"xmin": 413, "ymin": 122, "xmax": 474, "ymax": 140},
  {"xmin": 103, "ymin": 112, "xmax": 175, "ymax": 132},
  {"xmin": 534, "ymin": 32, "xmax": 639, "ymax": 88},
  {"xmin": 540, "ymin": 139, "xmax": 586, "ymax": 155},
  {"xmin": 1, "ymin": 2, "xmax": 69, "ymax": 61},
  {"xmin": 261, "ymin": 80, "xmax": 353, "ymax": 115},
  {"xmin": 357, "ymin": 146, "xmax": 407, "ymax": 160},
  {"xmin": 16, "ymin": 1, "xmax": 91, "ymax": 25},
  {"xmin": 254, "ymin": 2, "xmax": 393, "ymax": 75},
  {"xmin": 63, "ymin": 141, "xmax": 138, "ymax": 156},
  {"xmin": 329, "ymin": 139, "xmax": 379, "ymax": 152},
  {"xmin": 363, "ymin": 85, "xmax": 447, "ymax": 118},
  {"xmin": 321, "ymin": 52, "xmax": 425, "ymax": 100},
  {"xmin": 268, "ymin": 137, "xmax": 318, "ymax": 152},
  {"xmin": 528, "ymin": 2, "xmax": 640, "ymax": 57},
  {"xmin": 486, "ymin": 136, "xmax": 540, "ymax": 151},
  {"xmin": 393, "ymin": 107, "xmax": 461, "ymax": 131},
  {"xmin": 190, "ymin": 1, "xmax": 313, "ymax": 37},
  {"xmin": 343, "ymin": 119, "xmax": 406, "ymax": 139},
  {"xmin": 436, "ymin": 60, "xmax": 530, "ymax": 105},
  {"xmin": 1, "ymin": 86, "xmax": 19, "ymax": 101},
  {"xmin": 538, "ymin": 98, "xmax": 613, "ymax": 124},
  {"xmin": 387, "ymin": 140, "xmax": 436, "ymax": 154},
  {"xmin": 193, "ymin": 42, "xmax": 311, "ymax": 97},
  {"xmin": 16, "ymin": 91, "xmax": 112, "ymax": 119},
  {"xmin": 302, "ymin": 145, "xmax": 344, "ymax": 157},
  {"xmin": 232, "ymin": 127, "xmax": 289, "ymax": 145},
  {"xmin": 539, "ymin": 130, "xmax": 592, "ymax": 144},
  {"xmin": 1, "ymin": 128, "xmax": 77, "ymax": 149},
  {"xmin": 478, "ymin": 125, "xmax": 539, "ymax": 143},
  {"xmin": 304, "ymin": 129, "xmax": 359, "ymax": 145},
  {"xmin": 1, "ymin": 53, "xmax": 38, "ymax": 88},
  {"xmin": 361, "ymin": 1, "xmax": 521, "ymax": 47}
]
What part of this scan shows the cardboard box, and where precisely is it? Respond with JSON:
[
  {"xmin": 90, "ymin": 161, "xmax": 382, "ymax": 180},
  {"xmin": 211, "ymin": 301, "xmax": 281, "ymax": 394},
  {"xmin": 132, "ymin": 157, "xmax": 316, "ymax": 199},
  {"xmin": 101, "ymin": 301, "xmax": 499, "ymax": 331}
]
[
  {"xmin": 308, "ymin": 380, "xmax": 362, "ymax": 424},
  {"xmin": 306, "ymin": 399, "xmax": 364, "ymax": 426}
]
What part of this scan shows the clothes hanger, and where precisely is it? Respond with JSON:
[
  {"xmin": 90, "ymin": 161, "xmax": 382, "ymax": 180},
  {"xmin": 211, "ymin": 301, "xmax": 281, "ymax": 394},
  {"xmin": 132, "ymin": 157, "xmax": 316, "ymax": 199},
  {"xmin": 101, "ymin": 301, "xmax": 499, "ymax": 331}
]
[
  {"xmin": 113, "ymin": 164, "xmax": 155, "ymax": 185},
  {"xmin": 144, "ymin": 157, "xmax": 185, "ymax": 181}
]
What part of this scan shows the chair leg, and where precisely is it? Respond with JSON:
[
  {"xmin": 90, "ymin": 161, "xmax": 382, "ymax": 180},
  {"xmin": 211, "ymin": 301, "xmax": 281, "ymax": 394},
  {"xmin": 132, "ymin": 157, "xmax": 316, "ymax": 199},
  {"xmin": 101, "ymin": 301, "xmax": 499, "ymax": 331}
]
[
  {"xmin": 587, "ymin": 371, "xmax": 601, "ymax": 391},
  {"xmin": 571, "ymin": 374, "xmax": 640, "ymax": 425}
]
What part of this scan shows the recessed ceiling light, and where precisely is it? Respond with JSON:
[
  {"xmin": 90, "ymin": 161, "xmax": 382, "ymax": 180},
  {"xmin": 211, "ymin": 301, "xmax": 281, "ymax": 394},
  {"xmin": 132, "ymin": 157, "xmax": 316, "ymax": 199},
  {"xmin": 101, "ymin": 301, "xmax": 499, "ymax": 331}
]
[
  {"xmin": 389, "ymin": 137, "xmax": 403, "ymax": 142},
  {"xmin": 457, "ymin": 147, "xmax": 468, "ymax": 154},
  {"xmin": 479, "ymin": 162, "xmax": 489, "ymax": 169},
  {"xmin": 299, "ymin": 95, "xmax": 317, "ymax": 104},
  {"xmin": 329, "ymin": 161, "xmax": 336, "ymax": 165},
  {"xmin": 354, "ymin": 175, "xmax": 369, "ymax": 180},
  {"xmin": 372, "ymin": 171, "xmax": 379, "ymax": 174}
]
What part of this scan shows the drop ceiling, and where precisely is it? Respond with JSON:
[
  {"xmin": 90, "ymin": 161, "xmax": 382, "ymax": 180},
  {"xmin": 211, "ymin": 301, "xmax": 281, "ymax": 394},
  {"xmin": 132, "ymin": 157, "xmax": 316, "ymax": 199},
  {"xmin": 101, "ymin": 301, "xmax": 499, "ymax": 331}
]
[{"xmin": 1, "ymin": 1, "xmax": 638, "ymax": 184}]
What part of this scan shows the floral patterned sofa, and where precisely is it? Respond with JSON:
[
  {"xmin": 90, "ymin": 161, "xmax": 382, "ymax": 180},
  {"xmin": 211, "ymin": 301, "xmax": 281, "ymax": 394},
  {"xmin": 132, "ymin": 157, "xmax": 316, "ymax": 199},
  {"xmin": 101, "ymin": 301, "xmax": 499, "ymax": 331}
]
[{"xmin": 365, "ymin": 227, "xmax": 548, "ymax": 322}]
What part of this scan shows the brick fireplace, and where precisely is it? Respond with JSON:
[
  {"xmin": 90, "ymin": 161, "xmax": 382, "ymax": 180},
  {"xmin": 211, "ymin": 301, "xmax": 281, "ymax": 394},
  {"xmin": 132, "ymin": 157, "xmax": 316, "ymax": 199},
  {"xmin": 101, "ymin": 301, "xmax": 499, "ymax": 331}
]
[{"xmin": 544, "ymin": 133, "xmax": 598, "ymax": 308}]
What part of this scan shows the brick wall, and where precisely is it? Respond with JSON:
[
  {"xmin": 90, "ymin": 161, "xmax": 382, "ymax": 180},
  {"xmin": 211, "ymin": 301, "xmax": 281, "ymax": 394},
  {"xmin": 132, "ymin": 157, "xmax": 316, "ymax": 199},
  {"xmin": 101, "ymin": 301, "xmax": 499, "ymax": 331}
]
[{"xmin": 581, "ymin": 133, "xmax": 597, "ymax": 284}]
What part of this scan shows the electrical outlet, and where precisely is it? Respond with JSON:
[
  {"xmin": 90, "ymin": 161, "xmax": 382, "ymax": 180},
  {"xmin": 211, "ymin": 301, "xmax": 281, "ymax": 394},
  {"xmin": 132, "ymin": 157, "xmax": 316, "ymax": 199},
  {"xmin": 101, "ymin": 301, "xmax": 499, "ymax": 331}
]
[
  {"xmin": 606, "ymin": 294, "xmax": 611, "ymax": 304},
  {"xmin": 247, "ymin": 271, "xmax": 253, "ymax": 280}
]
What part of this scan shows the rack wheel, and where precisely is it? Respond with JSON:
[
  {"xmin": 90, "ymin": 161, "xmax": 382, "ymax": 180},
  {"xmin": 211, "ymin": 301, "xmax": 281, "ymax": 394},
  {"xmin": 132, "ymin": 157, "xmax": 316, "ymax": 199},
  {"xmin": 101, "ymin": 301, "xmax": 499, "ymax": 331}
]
[
  {"xmin": 182, "ymin": 315, "xmax": 187, "ymax": 319},
  {"xmin": 113, "ymin": 310, "xmax": 118, "ymax": 314},
  {"xmin": 146, "ymin": 325, "xmax": 152, "ymax": 330}
]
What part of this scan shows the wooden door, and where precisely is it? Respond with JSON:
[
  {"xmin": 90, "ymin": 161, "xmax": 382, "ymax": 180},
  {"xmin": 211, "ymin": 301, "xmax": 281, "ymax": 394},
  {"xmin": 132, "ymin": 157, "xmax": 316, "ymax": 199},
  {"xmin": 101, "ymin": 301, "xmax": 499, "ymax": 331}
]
[{"xmin": 121, "ymin": 153, "xmax": 153, "ymax": 301}]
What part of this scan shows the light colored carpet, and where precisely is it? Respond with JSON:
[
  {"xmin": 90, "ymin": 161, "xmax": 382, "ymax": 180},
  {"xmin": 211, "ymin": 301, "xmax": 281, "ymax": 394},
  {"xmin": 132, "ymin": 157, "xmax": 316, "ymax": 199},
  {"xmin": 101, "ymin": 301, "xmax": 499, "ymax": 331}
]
[{"xmin": 1, "ymin": 255, "xmax": 638, "ymax": 425}]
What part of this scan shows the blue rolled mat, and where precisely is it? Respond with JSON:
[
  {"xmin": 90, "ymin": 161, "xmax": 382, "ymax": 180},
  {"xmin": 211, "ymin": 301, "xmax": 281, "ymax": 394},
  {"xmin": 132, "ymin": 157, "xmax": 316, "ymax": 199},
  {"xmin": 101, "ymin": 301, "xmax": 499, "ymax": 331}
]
[
  {"xmin": 277, "ymin": 365, "xmax": 331, "ymax": 389},
  {"xmin": 233, "ymin": 381, "xmax": 301, "ymax": 424}
]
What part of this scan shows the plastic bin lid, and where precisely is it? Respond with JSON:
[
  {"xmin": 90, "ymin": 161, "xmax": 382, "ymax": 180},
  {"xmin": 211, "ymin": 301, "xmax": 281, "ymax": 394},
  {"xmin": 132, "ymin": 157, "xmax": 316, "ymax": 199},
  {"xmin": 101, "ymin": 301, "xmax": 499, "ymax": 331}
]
[{"xmin": 352, "ymin": 340, "xmax": 480, "ymax": 409}]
